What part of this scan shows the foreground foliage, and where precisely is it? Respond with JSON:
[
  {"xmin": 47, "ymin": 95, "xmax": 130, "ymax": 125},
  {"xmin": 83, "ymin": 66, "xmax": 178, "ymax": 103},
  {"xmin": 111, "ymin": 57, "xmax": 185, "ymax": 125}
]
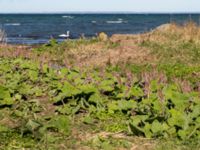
[
  {"xmin": 0, "ymin": 56, "xmax": 200, "ymax": 149},
  {"xmin": 1, "ymin": 23, "xmax": 200, "ymax": 149}
]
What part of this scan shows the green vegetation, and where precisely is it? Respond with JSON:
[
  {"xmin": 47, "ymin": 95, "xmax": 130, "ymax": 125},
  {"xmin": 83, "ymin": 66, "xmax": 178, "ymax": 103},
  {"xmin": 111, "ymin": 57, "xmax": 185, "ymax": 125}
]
[{"xmin": 0, "ymin": 23, "xmax": 200, "ymax": 149}]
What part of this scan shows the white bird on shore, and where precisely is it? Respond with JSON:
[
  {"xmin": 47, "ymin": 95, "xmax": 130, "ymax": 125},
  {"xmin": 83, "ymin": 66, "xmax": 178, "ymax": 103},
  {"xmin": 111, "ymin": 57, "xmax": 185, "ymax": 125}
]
[{"xmin": 59, "ymin": 31, "xmax": 70, "ymax": 38}]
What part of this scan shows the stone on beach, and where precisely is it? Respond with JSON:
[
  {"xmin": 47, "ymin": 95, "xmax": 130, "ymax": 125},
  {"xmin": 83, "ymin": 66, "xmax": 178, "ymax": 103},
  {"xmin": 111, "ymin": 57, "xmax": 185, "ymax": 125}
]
[{"xmin": 98, "ymin": 32, "xmax": 108, "ymax": 42}]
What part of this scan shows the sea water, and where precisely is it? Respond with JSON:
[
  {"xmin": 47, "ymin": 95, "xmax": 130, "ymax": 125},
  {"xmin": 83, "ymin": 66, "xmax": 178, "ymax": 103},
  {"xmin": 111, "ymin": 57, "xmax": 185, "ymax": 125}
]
[{"xmin": 0, "ymin": 13, "xmax": 199, "ymax": 44}]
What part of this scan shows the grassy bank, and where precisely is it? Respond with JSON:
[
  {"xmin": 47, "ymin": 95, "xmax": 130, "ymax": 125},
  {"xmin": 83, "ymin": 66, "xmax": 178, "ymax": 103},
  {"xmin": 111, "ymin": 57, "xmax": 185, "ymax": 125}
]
[{"xmin": 0, "ymin": 23, "xmax": 200, "ymax": 149}]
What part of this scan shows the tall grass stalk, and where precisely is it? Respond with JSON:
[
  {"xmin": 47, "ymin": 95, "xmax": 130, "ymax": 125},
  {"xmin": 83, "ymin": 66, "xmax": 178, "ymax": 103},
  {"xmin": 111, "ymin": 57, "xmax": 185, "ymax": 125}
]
[{"xmin": 0, "ymin": 28, "xmax": 7, "ymax": 44}]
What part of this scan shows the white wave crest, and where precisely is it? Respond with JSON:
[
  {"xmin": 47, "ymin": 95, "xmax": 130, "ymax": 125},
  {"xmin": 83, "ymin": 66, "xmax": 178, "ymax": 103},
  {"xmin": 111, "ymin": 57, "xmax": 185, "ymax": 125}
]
[
  {"xmin": 91, "ymin": 21, "xmax": 97, "ymax": 23},
  {"xmin": 5, "ymin": 23, "xmax": 21, "ymax": 26},
  {"xmin": 106, "ymin": 20, "xmax": 123, "ymax": 24},
  {"xmin": 62, "ymin": 16, "xmax": 74, "ymax": 19}
]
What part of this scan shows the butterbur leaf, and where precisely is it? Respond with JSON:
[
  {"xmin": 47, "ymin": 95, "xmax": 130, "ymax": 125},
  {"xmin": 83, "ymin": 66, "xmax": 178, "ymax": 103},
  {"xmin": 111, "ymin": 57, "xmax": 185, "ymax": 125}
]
[
  {"xmin": 151, "ymin": 120, "xmax": 163, "ymax": 134},
  {"xmin": 118, "ymin": 100, "xmax": 137, "ymax": 111},
  {"xmin": 56, "ymin": 105, "xmax": 73, "ymax": 115},
  {"xmin": 0, "ymin": 124, "xmax": 9, "ymax": 132},
  {"xmin": 99, "ymin": 80, "xmax": 114, "ymax": 92},
  {"xmin": 14, "ymin": 94, "xmax": 22, "ymax": 100},
  {"xmin": 26, "ymin": 120, "xmax": 41, "ymax": 131},
  {"xmin": 178, "ymin": 130, "xmax": 187, "ymax": 140},
  {"xmin": 53, "ymin": 93, "xmax": 65, "ymax": 103},
  {"xmin": 42, "ymin": 64, "xmax": 49, "ymax": 73},
  {"xmin": 131, "ymin": 116, "xmax": 142, "ymax": 126},
  {"xmin": 196, "ymin": 117, "xmax": 200, "ymax": 123},
  {"xmin": 89, "ymin": 93, "xmax": 102, "ymax": 104},
  {"xmin": 0, "ymin": 86, "xmax": 10, "ymax": 99},
  {"xmin": 71, "ymin": 105, "xmax": 81, "ymax": 114},
  {"xmin": 168, "ymin": 109, "xmax": 189, "ymax": 129},
  {"xmin": 151, "ymin": 98, "xmax": 165, "ymax": 114},
  {"xmin": 0, "ymin": 85, "xmax": 13, "ymax": 106},
  {"xmin": 74, "ymin": 78, "xmax": 84, "ymax": 85},
  {"xmin": 18, "ymin": 83, "xmax": 33, "ymax": 96},
  {"xmin": 108, "ymin": 100, "xmax": 137, "ymax": 113},
  {"xmin": 83, "ymin": 116, "xmax": 94, "ymax": 124},
  {"xmin": 79, "ymin": 84, "xmax": 97, "ymax": 94},
  {"xmin": 128, "ymin": 86, "xmax": 144, "ymax": 99},
  {"xmin": 190, "ymin": 105, "xmax": 200, "ymax": 119},
  {"xmin": 0, "ymin": 98, "xmax": 13, "ymax": 106},
  {"xmin": 177, "ymin": 126, "xmax": 196, "ymax": 140},
  {"xmin": 130, "ymin": 115, "xmax": 148, "ymax": 129},
  {"xmin": 48, "ymin": 116, "xmax": 70, "ymax": 135},
  {"xmin": 20, "ymin": 62, "xmax": 38, "ymax": 70},
  {"xmin": 163, "ymin": 85, "xmax": 190, "ymax": 111},
  {"xmin": 172, "ymin": 93, "xmax": 190, "ymax": 110},
  {"xmin": 144, "ymin": 123, "xmax": 152, "ymax": 138},
  {"xmin": 150, "ymin": 80, "xmax": 159, "ymax": 92},
  {"xmin": 61, "ymin": 82, "xmax": 80, "ymax": 97},
  {"xmin": 60, "ymin": 68, "xmax": 69, "ymax": 76},
  {"xmin": 14, "ymin": 110, "xmax": 24, "ymax": 117},
  {"xmin": 31, "ymin": 86, "xmax": 43, "ymax": 97},
  {"xmin": 116, "ymin": 92, "xmax": 125, "ymax": 99},
  {"xmin": 28, "ymin": 70, "xmax": 39, "ymax": 82},
  {"xmin": 88, "ymin": 105, "xmax": 97, "ymax": 113},
  {"xmin": 129, "ymin": 117, "xmax": 145, "ymax": 136},
  {"xmin": 167, "ymin": 127, "xmax": 177, "ymax": 136},
  {"xmin": 107, "ymin": 101, "xmax": 119, "ymax": 113},
  {"xmin": 67, "ymin": 70, "xmax": 79, "ymax": 80}
]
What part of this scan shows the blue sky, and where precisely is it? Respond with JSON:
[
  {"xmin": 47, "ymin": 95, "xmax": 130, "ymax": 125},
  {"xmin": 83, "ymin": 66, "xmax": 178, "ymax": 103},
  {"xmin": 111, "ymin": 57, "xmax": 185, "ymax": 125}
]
[{"xmin": 0, "ymin": 0, "xmax": 199, "ymax": 13}]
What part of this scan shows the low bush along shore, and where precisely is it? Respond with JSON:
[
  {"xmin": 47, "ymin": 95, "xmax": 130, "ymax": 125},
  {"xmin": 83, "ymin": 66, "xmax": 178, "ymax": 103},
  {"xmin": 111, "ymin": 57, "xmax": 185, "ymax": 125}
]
[{"xmin": 0, "ymin": 22, "xmax": 200, "ymax": 149}]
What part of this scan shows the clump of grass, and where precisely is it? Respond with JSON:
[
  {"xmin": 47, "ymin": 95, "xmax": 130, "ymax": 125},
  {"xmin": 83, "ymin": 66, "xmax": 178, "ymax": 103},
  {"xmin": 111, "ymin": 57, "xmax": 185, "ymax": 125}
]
[
  {"xmin": 140, "ymin": 22, "xmax": 200, "ymax": 65},
  {"xmin": 0, "ymin": 29, "xmax": 7, "ymax": 44}
]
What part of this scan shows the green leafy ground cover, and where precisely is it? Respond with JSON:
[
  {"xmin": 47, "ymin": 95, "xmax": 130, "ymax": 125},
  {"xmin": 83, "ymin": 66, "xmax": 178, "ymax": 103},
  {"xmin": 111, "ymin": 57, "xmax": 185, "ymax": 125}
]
[
  {"xmin": 1, "ymin": 23, "xmax": 200, "ymax": 149},
  {"xmin": 0, "ymin": 56, "xmax": 200, "ymax": 149}
]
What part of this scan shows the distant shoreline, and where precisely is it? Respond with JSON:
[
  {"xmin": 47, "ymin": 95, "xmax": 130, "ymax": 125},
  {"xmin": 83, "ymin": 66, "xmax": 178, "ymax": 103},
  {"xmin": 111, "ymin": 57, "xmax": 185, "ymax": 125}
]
[
  {"xmin": 1, "ymin": 14, "xmax": 199, "ymax": 45},
  {"xmin": 1, "ymin": 12, "xmax": 200, "ymax": 15}
]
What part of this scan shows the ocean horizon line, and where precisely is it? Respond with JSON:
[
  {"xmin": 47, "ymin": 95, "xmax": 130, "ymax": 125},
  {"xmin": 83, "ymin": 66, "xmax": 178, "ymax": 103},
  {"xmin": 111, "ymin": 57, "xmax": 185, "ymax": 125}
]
[{"xmin": 1, "ymin": 11, "xmax": 200, "ymax": 15}]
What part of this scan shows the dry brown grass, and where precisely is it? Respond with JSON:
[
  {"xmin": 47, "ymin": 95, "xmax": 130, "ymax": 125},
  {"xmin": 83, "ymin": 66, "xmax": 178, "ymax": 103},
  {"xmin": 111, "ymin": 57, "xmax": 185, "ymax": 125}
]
[
  {"xmin": 0, "ymin": 38, "xmax": 152, "ymax": 68},
  {"xmin": 69, "ymin": 126, "xmax": 157, "ymax": 150},
  {"xmin": 1, "ymin": 22, "xmax": 200, "ymax": 68},
  {"xmin": 146, "ymin": 22, "xmax": 200, "ymax": 44}
]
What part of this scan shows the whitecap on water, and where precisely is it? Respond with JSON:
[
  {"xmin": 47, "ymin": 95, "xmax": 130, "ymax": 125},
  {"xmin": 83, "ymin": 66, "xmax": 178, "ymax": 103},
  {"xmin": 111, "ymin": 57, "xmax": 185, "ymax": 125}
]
[
  {"xmin": 91, "ymin": 21, "xmax": 97, "ymax": 23},
  {"xmin": 106, "ymin": 20, "xmax": 123, "ymax": 24},
  {"xmin": 5, "ymin": 23, "xmax": 21, "ymax": 26},
  {"xmin": 62, "ymin": 16, "xmax": 74, "ymax": 19}
]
